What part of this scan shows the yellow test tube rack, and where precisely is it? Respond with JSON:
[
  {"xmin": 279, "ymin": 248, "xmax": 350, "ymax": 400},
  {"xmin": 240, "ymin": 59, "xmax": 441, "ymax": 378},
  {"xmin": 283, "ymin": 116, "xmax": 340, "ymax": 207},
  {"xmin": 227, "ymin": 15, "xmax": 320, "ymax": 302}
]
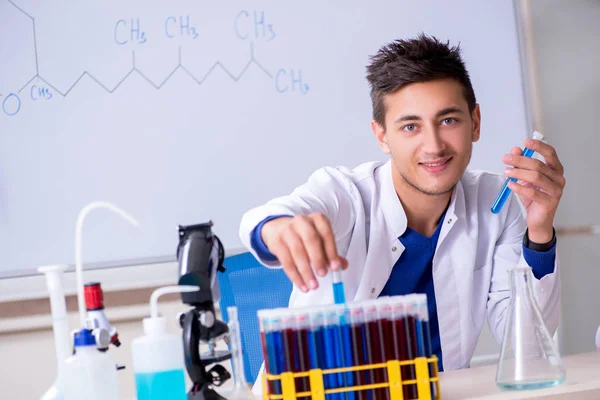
[{"xmin": 262, "ymin": 356, "xmax": 440, "ymax": 400}]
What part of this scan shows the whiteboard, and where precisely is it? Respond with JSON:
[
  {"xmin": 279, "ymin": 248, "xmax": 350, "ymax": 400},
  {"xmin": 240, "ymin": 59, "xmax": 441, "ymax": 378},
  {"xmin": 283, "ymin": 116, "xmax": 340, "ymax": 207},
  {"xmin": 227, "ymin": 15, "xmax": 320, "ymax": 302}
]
[{"xmin": 0, "ymin": 0, "xmax": 530, "ymax": 278}]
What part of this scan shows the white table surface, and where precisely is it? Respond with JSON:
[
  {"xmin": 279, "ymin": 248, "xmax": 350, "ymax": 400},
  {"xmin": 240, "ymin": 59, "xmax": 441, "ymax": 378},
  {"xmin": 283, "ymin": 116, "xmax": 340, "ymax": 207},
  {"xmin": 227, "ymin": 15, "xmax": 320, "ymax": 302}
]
[{"xmin": 439, "ymin": 351, "xmax": 600, "ymax": 399}]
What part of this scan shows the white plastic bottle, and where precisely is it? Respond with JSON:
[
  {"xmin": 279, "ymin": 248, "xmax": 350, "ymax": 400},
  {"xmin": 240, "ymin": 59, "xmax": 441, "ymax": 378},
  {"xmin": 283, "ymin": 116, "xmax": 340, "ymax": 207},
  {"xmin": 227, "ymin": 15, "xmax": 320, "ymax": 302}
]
[
  {"xmin": 63, "ymin": 328, "xmax": 119, "ymax": 400},
  {"xmin": 131, "ymin": 285, "xmax": 199, "ymax": 400}
]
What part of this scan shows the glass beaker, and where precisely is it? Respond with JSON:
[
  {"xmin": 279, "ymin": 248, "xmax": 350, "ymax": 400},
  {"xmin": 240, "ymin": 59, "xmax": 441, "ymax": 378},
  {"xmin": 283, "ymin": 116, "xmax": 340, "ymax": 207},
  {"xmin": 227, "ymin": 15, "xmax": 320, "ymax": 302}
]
[{"xmin": 496, "ymin": 267, "xmax": 566, "ymax": 390}]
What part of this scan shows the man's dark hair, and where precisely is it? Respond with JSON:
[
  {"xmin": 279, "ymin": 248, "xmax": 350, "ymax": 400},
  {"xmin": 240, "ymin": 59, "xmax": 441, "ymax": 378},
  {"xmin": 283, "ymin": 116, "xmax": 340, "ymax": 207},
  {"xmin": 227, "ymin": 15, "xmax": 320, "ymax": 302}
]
[{"xmin": 366, "ymin": 33, "xmax": 476, "ymax": 128}]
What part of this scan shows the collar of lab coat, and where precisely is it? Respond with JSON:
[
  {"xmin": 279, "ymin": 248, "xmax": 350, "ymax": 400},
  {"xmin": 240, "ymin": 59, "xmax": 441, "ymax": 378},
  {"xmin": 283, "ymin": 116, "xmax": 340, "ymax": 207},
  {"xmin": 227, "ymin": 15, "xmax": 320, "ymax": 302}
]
[{"xmin": 378, "ymin": 160, "xmax": 466, "ymax": 240}]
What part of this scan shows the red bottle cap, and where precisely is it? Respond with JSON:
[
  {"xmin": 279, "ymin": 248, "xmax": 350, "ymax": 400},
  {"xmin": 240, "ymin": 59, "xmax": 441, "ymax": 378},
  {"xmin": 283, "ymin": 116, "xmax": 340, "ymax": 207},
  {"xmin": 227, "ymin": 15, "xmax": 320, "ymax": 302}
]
[{"xmin": 84, "ymin": 282, "xmax": 104, "ymax": 310}]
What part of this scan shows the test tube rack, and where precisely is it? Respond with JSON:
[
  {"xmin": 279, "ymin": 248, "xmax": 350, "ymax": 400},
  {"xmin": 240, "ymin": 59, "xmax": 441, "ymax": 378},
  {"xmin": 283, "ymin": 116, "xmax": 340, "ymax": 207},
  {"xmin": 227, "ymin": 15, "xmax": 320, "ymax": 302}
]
[{"xmin": 262, "ymin": 355, "xmax": 440, "ymax": 400}]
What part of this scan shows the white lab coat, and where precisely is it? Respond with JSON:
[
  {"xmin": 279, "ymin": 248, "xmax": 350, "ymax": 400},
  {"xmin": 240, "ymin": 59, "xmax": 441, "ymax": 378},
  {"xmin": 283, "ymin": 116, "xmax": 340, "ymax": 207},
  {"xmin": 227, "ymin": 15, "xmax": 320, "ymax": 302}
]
[{"xmin": 239, "ymin": 160, "xmax": 560, "ymax": 390}]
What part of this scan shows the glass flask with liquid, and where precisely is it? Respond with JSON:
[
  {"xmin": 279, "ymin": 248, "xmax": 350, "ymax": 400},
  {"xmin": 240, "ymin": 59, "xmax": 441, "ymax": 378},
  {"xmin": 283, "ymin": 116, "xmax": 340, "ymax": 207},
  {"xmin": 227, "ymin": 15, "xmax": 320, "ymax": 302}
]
[{"xmin": 496, "ymin": 267, "xmax": 566, "ymax": 390}]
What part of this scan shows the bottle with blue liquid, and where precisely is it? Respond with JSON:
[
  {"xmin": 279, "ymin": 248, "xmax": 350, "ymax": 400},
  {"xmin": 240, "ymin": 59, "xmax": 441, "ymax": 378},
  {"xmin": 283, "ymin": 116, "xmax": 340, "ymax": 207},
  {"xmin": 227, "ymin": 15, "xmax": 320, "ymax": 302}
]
[{"xmin": 131, "ymin": 285, "xmax": 199, "ymax": 400}]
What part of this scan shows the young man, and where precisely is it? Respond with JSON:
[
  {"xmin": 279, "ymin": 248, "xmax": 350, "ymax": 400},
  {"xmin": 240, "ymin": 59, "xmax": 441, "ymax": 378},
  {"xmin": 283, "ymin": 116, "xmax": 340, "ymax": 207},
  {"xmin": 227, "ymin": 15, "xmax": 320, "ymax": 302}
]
[{"xmin": 239, "ymin": 34, "xmax": 564, "ymax": 374}]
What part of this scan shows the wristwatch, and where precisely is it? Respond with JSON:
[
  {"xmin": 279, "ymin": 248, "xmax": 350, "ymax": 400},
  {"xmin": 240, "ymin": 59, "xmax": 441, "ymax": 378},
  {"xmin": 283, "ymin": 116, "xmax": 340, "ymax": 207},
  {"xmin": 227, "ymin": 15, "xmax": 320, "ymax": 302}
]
[{"xmin": 523, "ymin": 228, "xmax": 556, "ymax": 252}]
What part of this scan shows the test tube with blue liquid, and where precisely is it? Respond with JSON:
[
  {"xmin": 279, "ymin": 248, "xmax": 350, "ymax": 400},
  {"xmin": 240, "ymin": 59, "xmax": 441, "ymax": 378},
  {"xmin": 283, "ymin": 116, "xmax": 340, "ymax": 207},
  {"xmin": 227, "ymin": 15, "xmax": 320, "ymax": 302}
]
[
  {"xmin": 323, "ymin": 306, "xmax": 343, "ymax": 400},
  {"xmin": 491, "ymin": 131, "xmax": 544, "ymax": 214},
  {"xmin": 332, "ymin": 269, "xmax": 346, "ymax": 304},
  {"xmin": 336, "ymin": 304, "xmax": 355, "ymax": 400},
  {"xmin": 307, "ymin": 307, "xmax": 341, "ymax": 399},
  {"xmin": 412, "ymin": 294, "xmax": 439, "ymax": 399},
  {"xmin": 258, "ymin": 309, "xmax": 283, "ymax": 396},
  {"xmin": 307, "ymin": 308, "xmax": 323, "ymax": 372}
]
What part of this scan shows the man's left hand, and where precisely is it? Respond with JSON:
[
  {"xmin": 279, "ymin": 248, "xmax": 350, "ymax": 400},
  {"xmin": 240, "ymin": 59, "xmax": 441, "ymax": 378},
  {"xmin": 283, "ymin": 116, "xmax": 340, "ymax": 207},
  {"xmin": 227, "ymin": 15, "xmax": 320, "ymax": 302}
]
[{"xmin": 502, "ymin": 138, "xmax": 566, "ymax": 243}]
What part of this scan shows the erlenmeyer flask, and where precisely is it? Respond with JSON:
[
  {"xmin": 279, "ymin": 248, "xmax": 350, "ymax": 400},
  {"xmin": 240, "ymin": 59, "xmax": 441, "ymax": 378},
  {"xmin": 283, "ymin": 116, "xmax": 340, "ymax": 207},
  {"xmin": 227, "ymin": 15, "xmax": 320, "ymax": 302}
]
[{"xmin": 496, "ymin": 267, "xmax": 566, "ymax": 390}]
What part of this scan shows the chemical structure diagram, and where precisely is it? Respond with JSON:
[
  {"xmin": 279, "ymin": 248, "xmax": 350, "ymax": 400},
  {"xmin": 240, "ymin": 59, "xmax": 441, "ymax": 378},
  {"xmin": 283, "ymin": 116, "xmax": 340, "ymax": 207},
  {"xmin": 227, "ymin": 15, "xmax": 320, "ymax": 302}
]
[{"xmin": 0, "ymin": 1, "xmax": 310, "ymax": 117}]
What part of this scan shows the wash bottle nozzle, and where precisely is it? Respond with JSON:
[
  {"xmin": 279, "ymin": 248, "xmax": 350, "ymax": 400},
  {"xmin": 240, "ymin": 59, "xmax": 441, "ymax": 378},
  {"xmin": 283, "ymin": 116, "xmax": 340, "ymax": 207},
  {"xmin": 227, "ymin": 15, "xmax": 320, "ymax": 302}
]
[{"xmin": 144, "ymin": 285, "xmax": 200, "ymax": 335}]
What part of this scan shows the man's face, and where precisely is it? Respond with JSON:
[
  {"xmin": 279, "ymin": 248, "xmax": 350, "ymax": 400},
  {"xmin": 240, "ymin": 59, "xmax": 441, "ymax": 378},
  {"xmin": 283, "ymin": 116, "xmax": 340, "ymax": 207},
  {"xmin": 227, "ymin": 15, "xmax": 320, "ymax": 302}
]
[{"xmin": 372, "ymin": 79, "xmax": 481, "ymax": 196}]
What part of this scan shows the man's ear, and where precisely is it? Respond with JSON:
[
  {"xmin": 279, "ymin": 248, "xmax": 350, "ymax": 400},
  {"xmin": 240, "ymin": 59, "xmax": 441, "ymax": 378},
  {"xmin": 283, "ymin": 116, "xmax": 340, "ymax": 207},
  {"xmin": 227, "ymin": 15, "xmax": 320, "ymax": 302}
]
[
  {"xmin": 471, "ymin": 104, "xmax": 481, "ymax": 143},
  {"xmin": 372, "ymin": 120, "xmax": 391, "ymax": 154}
]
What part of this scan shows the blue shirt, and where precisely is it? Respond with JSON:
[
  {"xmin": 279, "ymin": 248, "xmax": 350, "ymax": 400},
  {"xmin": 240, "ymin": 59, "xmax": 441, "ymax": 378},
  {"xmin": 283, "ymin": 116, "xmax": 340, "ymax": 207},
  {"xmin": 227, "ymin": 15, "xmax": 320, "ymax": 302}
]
[
  {"xmin": 379, "ymin": 214, "xmax": 446, "ymax": 370},
  {"xmin": 250, "ymin": 215, "xmax": 556, "ymax": 372}
]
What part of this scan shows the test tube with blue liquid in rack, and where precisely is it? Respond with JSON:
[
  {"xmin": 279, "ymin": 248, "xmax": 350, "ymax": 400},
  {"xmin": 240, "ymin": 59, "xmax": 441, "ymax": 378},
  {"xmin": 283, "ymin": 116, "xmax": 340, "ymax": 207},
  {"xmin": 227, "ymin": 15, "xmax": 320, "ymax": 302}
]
[
  {"xmin": 258, "ymin": 309, "xmax": 283, "ymax": 396},
  {"xmin": 491, "ymin": 131, "xmax": 544, "ymax": 214}
]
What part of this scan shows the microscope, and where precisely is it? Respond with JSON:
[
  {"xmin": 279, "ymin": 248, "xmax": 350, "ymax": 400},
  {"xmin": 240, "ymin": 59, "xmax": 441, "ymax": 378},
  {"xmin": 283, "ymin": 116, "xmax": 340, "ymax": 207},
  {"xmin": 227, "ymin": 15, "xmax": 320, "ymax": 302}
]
[{"xmin": 177, "ymin": 222, "xmax": 232, "ymax": 400}]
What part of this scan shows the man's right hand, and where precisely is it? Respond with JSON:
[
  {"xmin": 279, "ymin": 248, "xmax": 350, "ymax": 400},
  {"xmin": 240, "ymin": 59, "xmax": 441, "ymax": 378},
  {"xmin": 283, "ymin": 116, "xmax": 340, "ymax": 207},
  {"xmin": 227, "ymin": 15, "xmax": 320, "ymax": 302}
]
[{"xmin": 261, "ymin": 212, "xmax": 349, "ymax": 293}]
